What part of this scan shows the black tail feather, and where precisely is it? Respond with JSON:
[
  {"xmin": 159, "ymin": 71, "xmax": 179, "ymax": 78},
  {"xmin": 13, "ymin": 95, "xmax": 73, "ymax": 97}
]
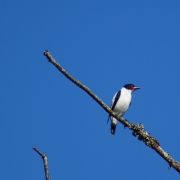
[
  {"xmin": 111, "ymin": 123, "xmax": 116, "ymax": 135},
  {"xmin": 107, "ymin": 115, "xmax": 110, "ymax": 124}
]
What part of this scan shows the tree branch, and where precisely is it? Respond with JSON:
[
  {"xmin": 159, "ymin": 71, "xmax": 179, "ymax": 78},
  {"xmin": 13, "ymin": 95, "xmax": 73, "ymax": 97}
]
[
  {"xmin": 33, "ymin": 146, "xmax": 50, "ymax": 180},
  {"xmin": 43, "ymin": 50, "xmax": 180, "ymax": 173}
]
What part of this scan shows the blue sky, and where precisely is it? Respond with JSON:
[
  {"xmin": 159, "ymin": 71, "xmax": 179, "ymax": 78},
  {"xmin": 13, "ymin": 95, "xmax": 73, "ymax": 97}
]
[{"xmin": 1, "ymin": 1, "xmax": 180, "ymax": 179}]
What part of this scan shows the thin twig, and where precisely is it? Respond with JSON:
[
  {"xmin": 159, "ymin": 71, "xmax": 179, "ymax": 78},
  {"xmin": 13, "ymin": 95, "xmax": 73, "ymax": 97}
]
[
  {"xmin": 43, "ymin": 50, "xmax": 180, "ymax": 173},
  {"xmin": 33, "ymin": 146, "xmax": 50, "ymax": 180}
]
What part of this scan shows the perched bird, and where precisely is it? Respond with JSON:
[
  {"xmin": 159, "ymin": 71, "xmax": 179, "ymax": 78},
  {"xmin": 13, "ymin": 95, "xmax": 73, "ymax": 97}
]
[{"xmin": 108, "ymin": 84, "xmax": 140, "ymax": 135}]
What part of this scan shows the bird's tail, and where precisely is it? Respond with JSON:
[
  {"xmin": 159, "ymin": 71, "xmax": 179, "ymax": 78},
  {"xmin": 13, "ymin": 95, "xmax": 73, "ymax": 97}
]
[{"xmin": 111, "ymin": 123, "xmax": 116, "ymax": 135}]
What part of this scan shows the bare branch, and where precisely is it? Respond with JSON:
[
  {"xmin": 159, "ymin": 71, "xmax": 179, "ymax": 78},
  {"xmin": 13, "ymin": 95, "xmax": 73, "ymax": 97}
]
[
  {"xmin": 43, "ymin": 50, "xmax": 180, "ymax": 173},
  {"xmin": 33, "ymin": 146, "xmax": 50, "ymax": 180}
]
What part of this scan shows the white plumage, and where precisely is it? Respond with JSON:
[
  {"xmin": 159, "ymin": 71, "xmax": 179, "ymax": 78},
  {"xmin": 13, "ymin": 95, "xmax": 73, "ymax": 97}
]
[{"xmin": 109, "ymin": 84, "xmax": 140, "ymax": 134}]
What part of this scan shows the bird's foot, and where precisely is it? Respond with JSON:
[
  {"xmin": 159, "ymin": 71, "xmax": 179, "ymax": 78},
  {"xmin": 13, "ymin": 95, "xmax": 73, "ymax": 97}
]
[{"xmin": 109, "ymin": 109, "xmax": 113, "ymax": 114}]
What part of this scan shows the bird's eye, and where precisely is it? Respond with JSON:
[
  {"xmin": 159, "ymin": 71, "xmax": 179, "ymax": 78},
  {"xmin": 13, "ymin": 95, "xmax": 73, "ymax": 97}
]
[{"xmin": 129, "ymin": 85, "xmax": 134, "ymax": 89}]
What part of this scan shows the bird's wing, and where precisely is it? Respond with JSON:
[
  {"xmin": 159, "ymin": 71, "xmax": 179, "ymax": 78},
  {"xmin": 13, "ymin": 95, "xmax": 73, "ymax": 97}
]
[
  {"xmin": 107, "ymin": 91, "xmax": 121, "ymax": 124},
  {"xmin": 111, "ymin": 91, "xmax": 121, "ymax": 110}
]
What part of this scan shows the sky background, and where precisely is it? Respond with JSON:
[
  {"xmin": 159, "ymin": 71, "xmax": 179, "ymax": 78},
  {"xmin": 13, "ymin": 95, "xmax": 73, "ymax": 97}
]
[{"xmin": 1, "ymin": 1, "xmax": 180, "ymax": 179}]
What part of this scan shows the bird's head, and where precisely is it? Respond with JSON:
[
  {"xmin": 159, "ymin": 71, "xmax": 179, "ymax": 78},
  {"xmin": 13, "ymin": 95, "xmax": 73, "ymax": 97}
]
[{"xmin": 123, "ymin": 84, "xmax": 140, "ymax": 92}]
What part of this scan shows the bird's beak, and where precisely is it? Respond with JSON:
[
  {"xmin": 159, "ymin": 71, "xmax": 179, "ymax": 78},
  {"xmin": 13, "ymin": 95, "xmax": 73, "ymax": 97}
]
[{"xmin": 133, "ymin": 86, "xmax": 140, "ymax": 91}]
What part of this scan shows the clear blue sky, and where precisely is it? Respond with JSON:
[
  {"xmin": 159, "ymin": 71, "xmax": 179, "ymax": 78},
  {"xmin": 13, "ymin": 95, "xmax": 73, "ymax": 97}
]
[{"xmin": 1, "ymin": 1, "xmax": 180, "ymax": 179}]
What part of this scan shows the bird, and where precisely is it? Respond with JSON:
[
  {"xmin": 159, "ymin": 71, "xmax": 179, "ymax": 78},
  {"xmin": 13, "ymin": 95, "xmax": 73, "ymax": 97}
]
[{"xmin": 108, "ymin": 84, "xmax": 140, "ymax": 135}]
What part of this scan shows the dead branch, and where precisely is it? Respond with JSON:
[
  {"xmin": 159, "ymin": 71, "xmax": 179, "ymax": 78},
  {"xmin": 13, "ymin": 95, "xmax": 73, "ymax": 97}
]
[
  {"xmin": 33, "ymin": 146, "xmax": 50, "ymax": 180},
  {"xmin": 43, "ymin": 50, "xmax": 180, "ymax": 173}
]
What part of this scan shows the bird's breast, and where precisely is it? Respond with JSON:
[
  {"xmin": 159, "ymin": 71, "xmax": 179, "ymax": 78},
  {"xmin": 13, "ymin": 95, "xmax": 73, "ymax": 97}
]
[{"xmin": 113, "ymin": 92, "xmax": 131, "ymax": 116}]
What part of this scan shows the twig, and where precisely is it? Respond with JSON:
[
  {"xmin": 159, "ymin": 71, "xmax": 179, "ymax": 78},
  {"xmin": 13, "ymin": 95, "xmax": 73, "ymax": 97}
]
[
  {"xmin": 43, "ymin": 50, "xmax": 180, "ymax": 173},
  {"xmin": 33, "ymin": 146, "xmax": 50, "ymax": 180}
]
